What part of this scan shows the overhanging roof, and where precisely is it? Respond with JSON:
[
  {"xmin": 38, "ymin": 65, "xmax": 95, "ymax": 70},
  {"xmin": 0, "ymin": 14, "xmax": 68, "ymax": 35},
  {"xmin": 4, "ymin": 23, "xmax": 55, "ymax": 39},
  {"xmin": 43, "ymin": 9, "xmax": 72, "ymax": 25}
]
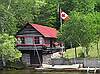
[{"xmin": 31, "ymin": 24, "xmax": 57, "ymax": 38}]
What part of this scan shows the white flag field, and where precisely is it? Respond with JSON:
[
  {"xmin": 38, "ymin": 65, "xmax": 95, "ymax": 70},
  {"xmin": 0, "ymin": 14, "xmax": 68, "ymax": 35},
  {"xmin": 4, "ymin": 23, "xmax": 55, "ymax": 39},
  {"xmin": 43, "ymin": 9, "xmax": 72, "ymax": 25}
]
[{"xmin": 60, "ymin": 11, "xmax": 69, "ymax": 21}]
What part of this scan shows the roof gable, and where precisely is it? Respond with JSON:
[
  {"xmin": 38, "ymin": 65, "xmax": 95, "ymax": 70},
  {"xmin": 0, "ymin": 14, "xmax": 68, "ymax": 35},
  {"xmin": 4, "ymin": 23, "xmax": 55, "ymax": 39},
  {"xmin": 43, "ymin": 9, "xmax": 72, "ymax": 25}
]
[{"xmin": 31, "ymin": 24, "xmax": 57, "ymax": 38}]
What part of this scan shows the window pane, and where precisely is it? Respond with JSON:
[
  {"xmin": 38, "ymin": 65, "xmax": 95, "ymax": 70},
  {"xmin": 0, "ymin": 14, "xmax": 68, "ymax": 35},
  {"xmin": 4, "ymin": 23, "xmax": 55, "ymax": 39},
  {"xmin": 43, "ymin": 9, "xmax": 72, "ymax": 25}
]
[
  {"xmin": 25, "ymin": 37, "xmax": 33, "ymax": 44},
  {"xmin": 34, "ymin": 37, "xmax": 40, "ymax": 44},
  {"xmin": 40, "ymin": 37, "xmax": 44, "ymax": 44},
  {"xmin": 17, "ymin": 38, "xmax": 21, "ymax": 44},
  {"xmin": 20, "ymin": 37, "xmax": 25, "ymax": 44}
]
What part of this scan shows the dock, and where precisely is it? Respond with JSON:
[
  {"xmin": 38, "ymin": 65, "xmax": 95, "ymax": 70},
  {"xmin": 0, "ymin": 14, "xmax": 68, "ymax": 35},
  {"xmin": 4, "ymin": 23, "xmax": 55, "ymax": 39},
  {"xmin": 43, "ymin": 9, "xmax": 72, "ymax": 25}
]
[
  {"xmin": 34, "ymin": 64, "xmax": 100, "ymax": 73},
  {"xmin": 79, "ymin": 67, "xmax": 100, "ymax": 73}
]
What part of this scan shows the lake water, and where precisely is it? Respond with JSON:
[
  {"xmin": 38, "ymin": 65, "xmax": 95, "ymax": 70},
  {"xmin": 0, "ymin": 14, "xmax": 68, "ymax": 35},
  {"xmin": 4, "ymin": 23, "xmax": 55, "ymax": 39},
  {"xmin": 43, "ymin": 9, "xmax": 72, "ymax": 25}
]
[{"xmin": 0, "ymin": 70, "xmax": 100, "ymax": 74}]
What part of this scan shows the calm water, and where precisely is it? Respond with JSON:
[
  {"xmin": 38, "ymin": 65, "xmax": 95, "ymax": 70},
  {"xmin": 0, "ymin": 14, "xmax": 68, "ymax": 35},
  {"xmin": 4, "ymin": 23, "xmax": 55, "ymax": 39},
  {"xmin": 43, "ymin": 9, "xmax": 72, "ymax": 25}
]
[{"xmin": 0, "ymin": 70, "xmax": 100, "ymax": 74}]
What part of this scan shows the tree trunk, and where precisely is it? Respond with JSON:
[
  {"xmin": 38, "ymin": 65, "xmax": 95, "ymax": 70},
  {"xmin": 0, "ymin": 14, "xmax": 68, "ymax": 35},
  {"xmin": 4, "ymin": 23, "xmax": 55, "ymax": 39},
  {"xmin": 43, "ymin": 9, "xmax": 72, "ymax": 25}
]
[
  {"xmin": 75, "ymin": 47, "xmax": 77, "ymax": 58},
  {"xmin": 97, "ymin": 41, "xmax": 99, "ymax": 58},
  {"xmin": 85, "ymin": 46, "xmax": 89, "ymax": 57},
  {"xmin": 1, "ymin": 55, "xmax": 6, "ymax": 67},
  {"xmin": 70, "ymin": 42, "xmax": 72, "ymax": 48}
]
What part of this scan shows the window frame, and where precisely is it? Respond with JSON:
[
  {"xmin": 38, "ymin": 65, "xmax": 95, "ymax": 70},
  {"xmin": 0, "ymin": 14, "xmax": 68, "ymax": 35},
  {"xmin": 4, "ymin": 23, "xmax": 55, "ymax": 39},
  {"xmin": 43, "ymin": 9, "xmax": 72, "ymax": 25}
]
[{"xmin": 34, "ymin": 37, "xmax": 40, "ymax": 44}]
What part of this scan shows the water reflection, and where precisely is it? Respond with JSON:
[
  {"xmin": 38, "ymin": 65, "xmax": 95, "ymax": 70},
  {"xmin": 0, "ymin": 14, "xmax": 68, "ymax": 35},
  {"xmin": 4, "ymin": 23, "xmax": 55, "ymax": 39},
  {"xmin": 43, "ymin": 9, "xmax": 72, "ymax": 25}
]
[{"xmin": 0, "ymin": 70, "xmax": 99, "ymax": 74}]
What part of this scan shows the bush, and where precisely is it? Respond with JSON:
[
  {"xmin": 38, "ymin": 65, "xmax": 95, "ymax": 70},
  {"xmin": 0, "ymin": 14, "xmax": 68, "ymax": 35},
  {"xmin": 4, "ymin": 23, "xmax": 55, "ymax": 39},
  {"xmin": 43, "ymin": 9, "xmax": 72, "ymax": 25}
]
[
  {"xmin": 6, "ymin": 60, "xmax": 27, "ymax": 70},
  {"xmin": 78, "ymin": 52, "xmax": 85, "ymax": 58}
]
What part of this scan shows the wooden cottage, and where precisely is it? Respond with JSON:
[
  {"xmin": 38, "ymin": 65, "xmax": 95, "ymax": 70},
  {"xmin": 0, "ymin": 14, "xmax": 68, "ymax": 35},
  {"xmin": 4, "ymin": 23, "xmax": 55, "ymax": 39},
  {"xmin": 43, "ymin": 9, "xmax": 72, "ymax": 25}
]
[{"xmin": 16, "ymin": 23, "xmax": 64, "ymax": 67}]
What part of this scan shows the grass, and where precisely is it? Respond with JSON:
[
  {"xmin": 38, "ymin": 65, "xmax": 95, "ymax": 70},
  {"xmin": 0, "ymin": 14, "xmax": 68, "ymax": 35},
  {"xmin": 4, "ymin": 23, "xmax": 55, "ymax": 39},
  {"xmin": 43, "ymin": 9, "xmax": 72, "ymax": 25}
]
[{"xmin": 64, "ymin": 41, "xmax": 100, "ymax": 59}]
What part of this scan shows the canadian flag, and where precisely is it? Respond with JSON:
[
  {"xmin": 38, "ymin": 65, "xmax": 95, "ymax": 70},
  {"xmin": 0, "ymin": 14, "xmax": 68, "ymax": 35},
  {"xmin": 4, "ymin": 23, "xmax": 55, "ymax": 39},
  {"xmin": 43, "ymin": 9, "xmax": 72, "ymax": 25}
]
[{"xmin": 60, "ymin": 11, "xmax": 69, "ymax": 21}]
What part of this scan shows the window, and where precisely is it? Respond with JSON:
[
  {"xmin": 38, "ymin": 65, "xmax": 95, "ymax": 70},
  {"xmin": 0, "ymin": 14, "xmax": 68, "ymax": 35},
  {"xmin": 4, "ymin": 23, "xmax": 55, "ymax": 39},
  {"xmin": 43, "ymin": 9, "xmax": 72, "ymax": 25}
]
[
  {"xmin": 40, "ymin": 37, "xmax": 44, "ymax": 44},
  {"xmin": 34, "ymin": 37, "xmax": 40, "ymax": 44},
  {"xmin": 17, "ymin": 38, "xmax": 21, "ymax": 44},
  {"xmin": 17, "ymin": 37, "xmax": 25, "ymax": 44},
  {"xmin": 45, "ymin": 39, "xmax": 50, "ymax": 44},
  {"xmin": 25, "ymin": 37, "xmax": 33, "ymax": 44},
  {"xmin": 20, "ymin": 37, "xmax": 25, "ymax": 44}
]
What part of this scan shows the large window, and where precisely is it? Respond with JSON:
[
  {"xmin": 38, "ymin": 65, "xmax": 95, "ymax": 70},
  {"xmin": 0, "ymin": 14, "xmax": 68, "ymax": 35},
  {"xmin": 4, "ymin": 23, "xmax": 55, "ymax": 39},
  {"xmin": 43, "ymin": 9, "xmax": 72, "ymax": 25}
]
[
  {"xmin": 25, "ymin": 37, "xmax": 33, "ymax": 44},
  {"xmin": 34, "ymin": 37, "xmax": 40, "ymax": 44},
  {"xmin": 17, "ymin": 36, "xmax": 41, "ymax": 45}
]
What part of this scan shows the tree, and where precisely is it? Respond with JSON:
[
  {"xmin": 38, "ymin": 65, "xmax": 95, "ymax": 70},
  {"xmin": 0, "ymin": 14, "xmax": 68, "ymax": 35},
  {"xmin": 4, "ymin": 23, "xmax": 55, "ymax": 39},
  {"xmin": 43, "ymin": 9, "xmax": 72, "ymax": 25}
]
[
  {"xmin": 0, "ymin": 4, "xmax": 17, "ymax": 34},
  {"xmin": 35, "ymin": 0, "xmax": 59, "ymax": 28},
  {"xmin": 93, "ymin": 12, "xmax": 100, "ymax": 58},
  {"xmin": 0, "ymin": 0, "xmax": 40, "ymax": 34},
  {"xmin": 10, "ymin": 0, "xmax": 35, "ymax": 27},
  {"xmin": 0, "ymin": 34, "xmax": 22, "ymax": 66},
  {"xmin": 57, "ymin": 0, "xmax": 100, "ymax": 58},
  {"xmin": 59, "ymin": 11, "xmax": 97, "ymax": 57},
  {"xmin": 95, "ymin": 0, "xmax": 100, "ymax": 12},
  {"xmin": 59, "ymin": 0, "xmax": 96, "ymax": 13}
]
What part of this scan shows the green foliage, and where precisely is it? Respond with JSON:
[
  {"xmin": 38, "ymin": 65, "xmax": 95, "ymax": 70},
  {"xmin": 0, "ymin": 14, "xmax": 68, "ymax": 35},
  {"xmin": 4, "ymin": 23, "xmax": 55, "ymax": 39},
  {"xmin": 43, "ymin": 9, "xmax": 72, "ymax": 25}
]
[
  {"xmin": 60, "ymin": 12, "xmax": 96, "ymax": 45},
  {"xmin": 59, "ymin": 0, "xmax": 96, "ymax": 13},
  {"xmin": 58, "ymin": 0, "xmax": 100, "ymax": 57},
  {"xmin": 0, "ymin": 0, "xmax": 60, "ymax": 34},
  {"xmin": 78, "ymin": 51, "xmax": 85, "ymax": 58},
  {"xmin": 0, "ymin": 33, "xmax": 22, "ymax": 61},
  {"xmin": 10, "ymin": 0, "xmax": 35, "ymax": 26},
  {"xmin": 34, "ymin": 0, "xmax": 59, "ymax": 28},
  {"xmin": 0, "ymin": 4, "xmax": 17, "ymax": 34},
  {"xmin": 59, "ymin": 11, "xmax": 100, "ymax": 56},
  {"xmin": 95, "ymin": 0, "xmax": 100, "ymax": 12},
  {"xmin": 6, "ymin": 60, "xmax": 27, "ymax": 69}
]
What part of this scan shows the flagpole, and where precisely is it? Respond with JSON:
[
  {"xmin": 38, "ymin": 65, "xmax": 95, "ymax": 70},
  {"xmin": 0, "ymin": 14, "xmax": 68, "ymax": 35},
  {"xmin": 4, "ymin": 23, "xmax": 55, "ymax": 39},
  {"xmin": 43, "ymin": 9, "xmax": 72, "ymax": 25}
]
[
  {"xmin": 60, "ymin": 8, "xmax": 63, "ymax": 34},
  {"xmin": 58, "ymin": 4, "xmax": 63, "ymax": 33},
  {"xmin": 58, "ymin": 3, "xmax": 63, "ymax": 57},
  {"xmin": 58, "ymin": 4, "xmax": 70, "ymax": 57}
]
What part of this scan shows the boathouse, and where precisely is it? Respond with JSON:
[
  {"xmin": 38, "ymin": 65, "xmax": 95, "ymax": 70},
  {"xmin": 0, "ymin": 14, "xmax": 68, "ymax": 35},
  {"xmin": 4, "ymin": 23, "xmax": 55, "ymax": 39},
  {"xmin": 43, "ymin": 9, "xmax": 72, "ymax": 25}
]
[{"xmin": 16, "ymin": 23, "xmax": 64, "ymax": 67}]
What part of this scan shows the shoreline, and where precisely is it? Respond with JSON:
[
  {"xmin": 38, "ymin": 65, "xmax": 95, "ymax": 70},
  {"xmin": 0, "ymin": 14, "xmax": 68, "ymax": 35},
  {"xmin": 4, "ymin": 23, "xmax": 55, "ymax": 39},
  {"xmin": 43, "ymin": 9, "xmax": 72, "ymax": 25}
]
[
  {"xmin": 34, "ymin": 67, "xmax": 100, "ymax": 73},
  {"xmin": 1, "ymin": 67, "xmax": 100, "ymax": 73},
  {"xmin": 1, "ymin": 64, "xmax": 100, "ymax": 73}
]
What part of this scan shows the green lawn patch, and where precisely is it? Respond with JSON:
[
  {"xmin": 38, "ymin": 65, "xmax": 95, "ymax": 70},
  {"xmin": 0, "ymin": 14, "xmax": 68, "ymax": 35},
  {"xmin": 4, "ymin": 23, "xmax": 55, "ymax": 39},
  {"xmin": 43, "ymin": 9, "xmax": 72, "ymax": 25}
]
[{"xmin": 64, "ymin": 42, "xmax": 100, "ymax": 59}]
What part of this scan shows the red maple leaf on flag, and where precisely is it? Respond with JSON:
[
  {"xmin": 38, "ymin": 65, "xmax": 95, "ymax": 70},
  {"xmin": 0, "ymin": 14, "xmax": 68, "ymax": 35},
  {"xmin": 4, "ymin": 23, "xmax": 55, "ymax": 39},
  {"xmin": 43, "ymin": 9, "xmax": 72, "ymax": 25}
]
[{"xmin": 60, "ymin": 11, "xmax": 70, "ymax": 21}]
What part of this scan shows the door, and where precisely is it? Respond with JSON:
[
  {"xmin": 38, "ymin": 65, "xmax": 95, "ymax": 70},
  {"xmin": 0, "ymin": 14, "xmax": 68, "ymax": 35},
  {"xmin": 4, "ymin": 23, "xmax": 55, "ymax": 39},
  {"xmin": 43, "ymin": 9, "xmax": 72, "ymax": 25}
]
[{"xmin": 22, "ymin": 54, "xmax": 30, "ymax": 65}]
